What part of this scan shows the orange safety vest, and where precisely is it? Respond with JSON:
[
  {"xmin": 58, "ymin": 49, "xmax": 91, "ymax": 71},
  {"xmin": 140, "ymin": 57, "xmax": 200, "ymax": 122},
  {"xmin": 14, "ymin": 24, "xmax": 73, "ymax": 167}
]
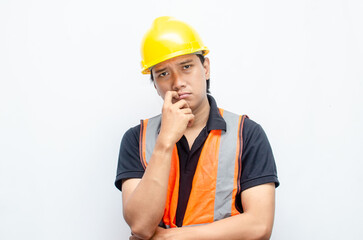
[{"xmin": 139, "ymin": 108, "xmax": 248, "ymax": 228}]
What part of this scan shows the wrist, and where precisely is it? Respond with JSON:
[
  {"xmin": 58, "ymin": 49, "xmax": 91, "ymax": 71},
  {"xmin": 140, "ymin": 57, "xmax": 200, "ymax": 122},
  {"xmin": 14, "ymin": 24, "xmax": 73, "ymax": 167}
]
[{"xmin": 155, "ymin": 133, "xmax": 177, "ymax": 151}]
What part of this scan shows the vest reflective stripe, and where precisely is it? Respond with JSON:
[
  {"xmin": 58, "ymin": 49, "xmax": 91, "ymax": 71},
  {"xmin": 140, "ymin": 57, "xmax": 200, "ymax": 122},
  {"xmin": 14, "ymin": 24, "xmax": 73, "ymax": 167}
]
[
  {"xmin": 139, "ymin": 108, "xmax": 247, "ymax": 227},
  {"xmin": 214, "ymin": 110, "xmax": 241, "ymax": 220},
  {"xmin": 139, "ymin": 115, "xmax": 161, "ymax": 169}
]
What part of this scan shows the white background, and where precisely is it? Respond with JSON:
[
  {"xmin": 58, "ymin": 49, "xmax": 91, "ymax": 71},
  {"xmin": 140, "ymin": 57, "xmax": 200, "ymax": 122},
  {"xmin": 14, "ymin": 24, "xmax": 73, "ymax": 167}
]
[{"xmin": 1, "ymin": 0, "xmax": 362, "ymax": 239}]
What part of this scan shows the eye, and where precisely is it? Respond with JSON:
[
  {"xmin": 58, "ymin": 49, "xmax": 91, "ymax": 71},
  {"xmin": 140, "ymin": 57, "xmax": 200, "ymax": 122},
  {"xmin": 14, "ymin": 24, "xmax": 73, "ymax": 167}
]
[
  {"xmin": 158, "ymin": 72, "xmax": 168, "ymax": 78},
  {"xmin": 183, "ymin": 64, "xmax": 192, "ymax": 70}
]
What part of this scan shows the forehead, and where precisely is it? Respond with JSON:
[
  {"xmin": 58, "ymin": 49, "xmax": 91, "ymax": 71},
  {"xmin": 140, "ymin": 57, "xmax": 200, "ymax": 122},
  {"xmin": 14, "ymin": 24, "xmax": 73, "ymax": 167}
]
[{"xmin": 152, "ymin": 54, "xmax": 199, "ymax": 70}]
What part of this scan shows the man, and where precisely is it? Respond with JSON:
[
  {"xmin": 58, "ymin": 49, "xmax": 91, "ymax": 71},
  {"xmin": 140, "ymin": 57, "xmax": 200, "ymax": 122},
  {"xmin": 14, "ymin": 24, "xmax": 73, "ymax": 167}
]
[{"xmin": 115, "ymin": 16, "xmax": 279, "ymax": 240}]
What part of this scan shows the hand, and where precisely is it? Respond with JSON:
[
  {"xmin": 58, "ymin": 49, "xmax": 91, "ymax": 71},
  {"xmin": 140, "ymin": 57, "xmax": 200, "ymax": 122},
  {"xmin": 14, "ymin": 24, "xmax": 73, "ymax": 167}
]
[{"xmin": 158, "ymin": 91, "xmax": 194, "ymax": 145}]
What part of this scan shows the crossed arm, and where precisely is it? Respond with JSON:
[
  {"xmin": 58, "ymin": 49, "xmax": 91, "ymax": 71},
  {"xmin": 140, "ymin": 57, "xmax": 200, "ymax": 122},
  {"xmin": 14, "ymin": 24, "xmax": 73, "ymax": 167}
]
[
  {"xmin": 121, "ymin": 91, "xmax": 276, "ymax": 239},
  {"xmin": 123, "ymin": 178, "xmax": 275, "ymax": 240},
  {"xmin": 122, "ymin": 142, "xmax": 275, "ymax": 240}
]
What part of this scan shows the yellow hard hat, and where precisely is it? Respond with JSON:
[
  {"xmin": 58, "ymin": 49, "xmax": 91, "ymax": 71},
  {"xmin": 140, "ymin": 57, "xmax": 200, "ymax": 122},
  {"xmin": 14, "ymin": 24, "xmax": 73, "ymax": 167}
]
[{"xmin": 140, "ymin": 16, "xmax": 209, "ymax": 74}]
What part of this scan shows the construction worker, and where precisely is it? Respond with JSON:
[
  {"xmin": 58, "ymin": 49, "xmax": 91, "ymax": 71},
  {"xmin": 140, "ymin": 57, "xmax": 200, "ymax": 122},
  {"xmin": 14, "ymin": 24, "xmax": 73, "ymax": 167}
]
[{"xmin": 115, "ymin": 16, "xmax": 279, "ymax": 240}]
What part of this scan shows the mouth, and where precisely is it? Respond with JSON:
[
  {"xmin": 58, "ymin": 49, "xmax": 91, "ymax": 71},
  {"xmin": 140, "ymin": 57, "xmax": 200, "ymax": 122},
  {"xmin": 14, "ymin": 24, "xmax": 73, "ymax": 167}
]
[{"xmin": 178, "ymin": 93, "xmax": 191, "ymax": 99}]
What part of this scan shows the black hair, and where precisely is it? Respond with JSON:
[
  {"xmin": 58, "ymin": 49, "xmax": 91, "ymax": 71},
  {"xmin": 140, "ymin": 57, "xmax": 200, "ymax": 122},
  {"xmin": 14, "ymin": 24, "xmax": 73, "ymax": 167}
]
[{"xmin": 150, "ymin": 54, "xmax": 211, "ymax": 94}]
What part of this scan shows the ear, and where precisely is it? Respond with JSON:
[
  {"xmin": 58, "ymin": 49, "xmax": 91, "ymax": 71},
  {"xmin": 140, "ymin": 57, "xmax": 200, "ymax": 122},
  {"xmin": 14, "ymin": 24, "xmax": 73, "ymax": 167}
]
[{"xmin": 203, "ymin": 57, "xmax": 210, "ymax": 80}]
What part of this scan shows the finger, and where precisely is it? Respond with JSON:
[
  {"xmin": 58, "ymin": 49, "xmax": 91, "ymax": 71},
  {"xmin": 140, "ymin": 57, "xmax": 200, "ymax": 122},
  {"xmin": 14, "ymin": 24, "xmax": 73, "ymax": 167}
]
[
  {"xmin": 181, "ymin": 108, "xmax": 192, "ymax": 114},
  {"xmin": 174, "ymin": 99, "xmax": 189, "ymax": 109},
  {"xmin": 164, "ymin": 91, "xmax": 179, "ymax": 105},
  {"xmin": 187, "ymin": 114, "xmax": 195, "ymax": 127}
]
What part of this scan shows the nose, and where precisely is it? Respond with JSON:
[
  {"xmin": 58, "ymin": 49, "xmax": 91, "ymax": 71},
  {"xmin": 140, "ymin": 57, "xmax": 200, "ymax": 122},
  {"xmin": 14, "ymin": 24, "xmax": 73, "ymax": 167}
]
[{"xmin": 171, "ymin": 72, "xmax": 186, "ymax": 91}]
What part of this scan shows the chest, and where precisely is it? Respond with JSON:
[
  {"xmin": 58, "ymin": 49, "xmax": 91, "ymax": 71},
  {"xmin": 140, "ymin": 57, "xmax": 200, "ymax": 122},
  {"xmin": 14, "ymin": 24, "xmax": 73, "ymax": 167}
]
[{"xmin": 183, "ymin": 126, "xmax": 207, "ymax": 150}]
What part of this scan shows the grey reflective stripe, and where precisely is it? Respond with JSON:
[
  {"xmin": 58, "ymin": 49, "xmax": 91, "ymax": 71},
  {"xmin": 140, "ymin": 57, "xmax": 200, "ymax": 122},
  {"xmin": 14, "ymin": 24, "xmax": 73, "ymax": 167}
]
[
  {"xmin": 214, "ymin": 110, "xmax": 240, "ymax": 221},
  {"xmin": 145, "ymin": 114, "xmax": 161, "ymax": 164}
]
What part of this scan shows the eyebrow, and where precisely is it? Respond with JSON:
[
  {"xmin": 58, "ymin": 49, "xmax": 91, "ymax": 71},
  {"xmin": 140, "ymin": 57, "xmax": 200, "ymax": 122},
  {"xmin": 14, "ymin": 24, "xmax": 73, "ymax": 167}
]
[
  {"xmin": 178, "ymin": 59, "xmax": 194, "ymax": 65},
  {"xmin": 154, "ymin": 59, "xmax": 194, "ymax": 74},
  {"xmin": 154, "ymin": 67, "xmax": 167, "ymax": 74}
]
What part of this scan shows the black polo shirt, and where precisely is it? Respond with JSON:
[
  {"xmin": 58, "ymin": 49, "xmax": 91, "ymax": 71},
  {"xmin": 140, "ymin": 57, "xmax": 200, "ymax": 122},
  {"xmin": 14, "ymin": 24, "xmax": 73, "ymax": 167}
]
[{"xmin": 115, "ymin": 95, "xmax": 279, "ymax": 227}]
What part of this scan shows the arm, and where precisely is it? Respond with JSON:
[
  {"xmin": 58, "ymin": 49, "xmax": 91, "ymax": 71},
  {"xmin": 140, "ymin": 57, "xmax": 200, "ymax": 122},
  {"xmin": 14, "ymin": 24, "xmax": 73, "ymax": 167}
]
[
  {"xmin": 148, "ymin": 183, "xmax": 275, "ymax": 240},
  {"xmin": 122, "ymin": 91, "xmax": 194, "ymax": 239}
]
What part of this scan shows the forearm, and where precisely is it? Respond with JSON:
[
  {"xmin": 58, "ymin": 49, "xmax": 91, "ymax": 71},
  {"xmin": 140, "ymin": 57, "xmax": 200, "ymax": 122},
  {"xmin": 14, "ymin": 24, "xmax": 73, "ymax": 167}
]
[
  {"xmin": 188, "ymin": 212, "xmax": 272, "ymax": 240},
  {"xmin": 152, "ymin": 184, "xmax": 276, "ymax": 240},
  {"xmin": 155, "ymin": 212, "xmax": 272, "ymax": 240},
  {"xmin": 123, "ymin": 91, "xmax": 197, "ymax": 239},
  {"xmin": 123, "ymin": 139, "xmax": 174, "ymax": 239}
]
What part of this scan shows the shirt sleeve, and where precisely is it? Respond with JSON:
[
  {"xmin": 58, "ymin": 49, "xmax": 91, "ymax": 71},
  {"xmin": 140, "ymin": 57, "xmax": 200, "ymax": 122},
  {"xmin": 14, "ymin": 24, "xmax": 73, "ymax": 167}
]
[
  {"xmin": 114, "ymin": 124, "xmax": 145, "ymax": 191},
  {"xmin": 240, "ymin": 118, "xmax": 279, "ymax": 192}
]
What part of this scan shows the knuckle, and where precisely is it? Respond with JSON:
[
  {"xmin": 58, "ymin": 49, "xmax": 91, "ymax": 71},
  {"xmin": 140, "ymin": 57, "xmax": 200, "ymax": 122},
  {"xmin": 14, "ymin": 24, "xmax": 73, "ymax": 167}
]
[
  {"xmin": 179, "ymin": 99, "xmax": 187, "ymax": 106},
  {"xmin": 162, "ymin": 107, "xmax": 171, "ymax": 114},
  {"xmin": 162, "ymin": 105, "xmax": 170, "ymax": 113}
]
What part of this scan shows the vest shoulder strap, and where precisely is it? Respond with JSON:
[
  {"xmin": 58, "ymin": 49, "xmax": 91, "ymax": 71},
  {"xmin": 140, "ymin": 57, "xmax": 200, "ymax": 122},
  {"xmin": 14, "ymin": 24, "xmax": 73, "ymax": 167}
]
[{"xmin": 139, "ymin": 114, "xmax": 161, "ymax": 169}]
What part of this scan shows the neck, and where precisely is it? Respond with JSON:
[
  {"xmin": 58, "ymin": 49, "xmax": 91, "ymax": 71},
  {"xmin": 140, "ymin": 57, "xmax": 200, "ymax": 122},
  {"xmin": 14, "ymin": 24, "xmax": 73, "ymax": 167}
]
[
  {"xmin": 189, "ymin": 96, "xmax": 210, "ymax": 130},
  {"xmin": 183, "ymin": 96, "xmax": 210, "ymax": 149}
]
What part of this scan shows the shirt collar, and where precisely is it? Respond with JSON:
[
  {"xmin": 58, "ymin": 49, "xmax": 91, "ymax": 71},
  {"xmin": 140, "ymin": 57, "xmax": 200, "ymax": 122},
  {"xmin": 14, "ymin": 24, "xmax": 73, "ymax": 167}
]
[{"xmin": 206, "ymin": 95, "xmax": 226, "ymax": 132}]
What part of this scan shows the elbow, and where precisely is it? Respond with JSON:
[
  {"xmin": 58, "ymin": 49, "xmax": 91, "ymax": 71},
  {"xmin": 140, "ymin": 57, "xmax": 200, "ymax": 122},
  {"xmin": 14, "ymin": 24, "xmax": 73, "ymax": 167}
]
[
  {"xmin": 253, "ymin": 223, "xmax": 272, "ymax": 240},
  {"xmin": 130, "ymin": 224, "xmax": 155, "ymax": 240},
  {"xmin": 123, "ymin": 207, "xmax": 159, "ymax": 239},
  {"xmin": 124, "ymin": 215, "xmax": 156, "ymax": 240},
  {"xmin": 123, "ymin": 208, "xmax": 156, "ymax": 239}
]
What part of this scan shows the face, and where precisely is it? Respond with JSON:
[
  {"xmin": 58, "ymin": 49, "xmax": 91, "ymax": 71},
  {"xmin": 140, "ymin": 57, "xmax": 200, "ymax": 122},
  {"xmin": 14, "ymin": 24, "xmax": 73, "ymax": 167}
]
[{"xmin": 152, "ymin": 54, "xmax": 210, "ymax": 112}]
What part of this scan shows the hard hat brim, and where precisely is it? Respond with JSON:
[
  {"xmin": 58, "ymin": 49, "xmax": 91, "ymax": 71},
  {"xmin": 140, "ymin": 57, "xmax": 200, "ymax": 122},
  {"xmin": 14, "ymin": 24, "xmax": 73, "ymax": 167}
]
[{"xmin": 141, "ymin": 48, "xmax": 209, "ymax": 75}]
